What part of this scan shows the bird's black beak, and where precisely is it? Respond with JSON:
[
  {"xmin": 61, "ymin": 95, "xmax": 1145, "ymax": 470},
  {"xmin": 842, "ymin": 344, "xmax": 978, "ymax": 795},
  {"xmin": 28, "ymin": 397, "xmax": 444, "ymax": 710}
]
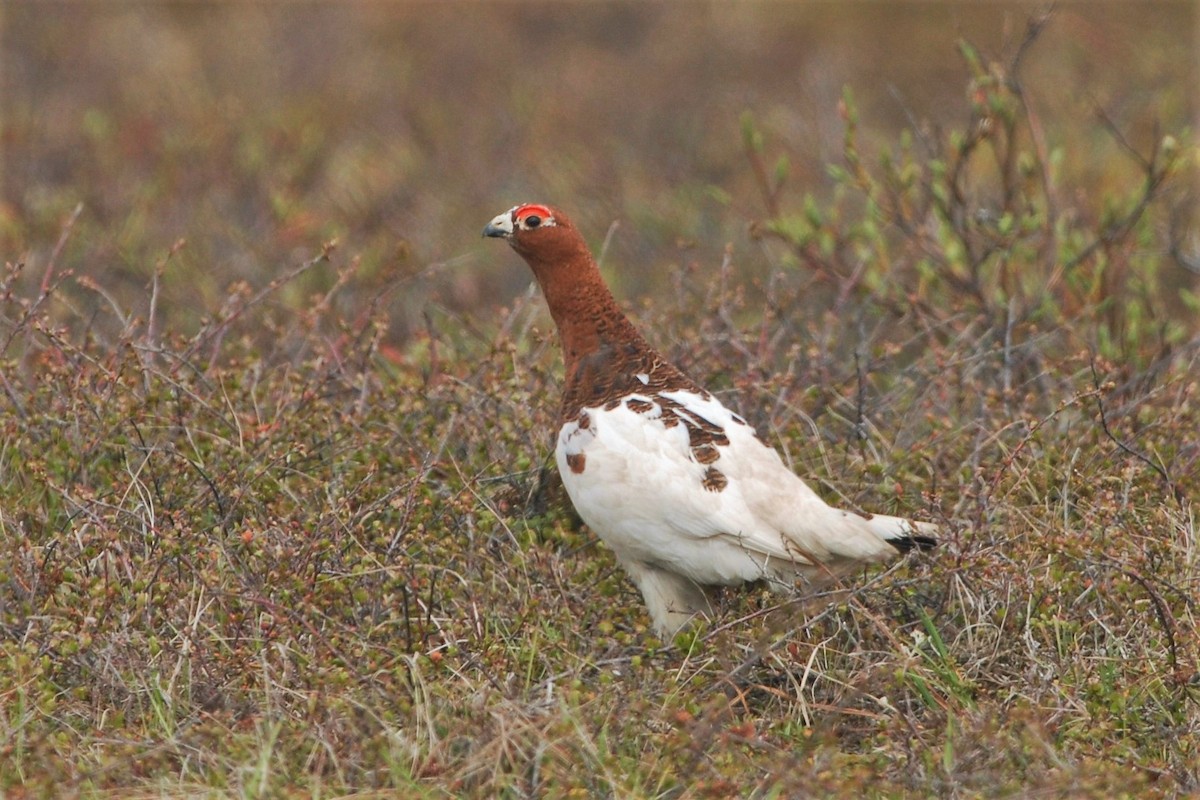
[{"xmin": 483, "ymin": 211, "xmax": 514, "ymax": 238}]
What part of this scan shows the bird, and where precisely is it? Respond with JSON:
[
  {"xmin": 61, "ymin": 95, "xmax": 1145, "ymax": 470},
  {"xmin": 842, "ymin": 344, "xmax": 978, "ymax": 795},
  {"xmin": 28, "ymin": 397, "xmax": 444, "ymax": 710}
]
[{"xmin": 484, "ymin": 203, "xmax": 937, "ymax": 637}]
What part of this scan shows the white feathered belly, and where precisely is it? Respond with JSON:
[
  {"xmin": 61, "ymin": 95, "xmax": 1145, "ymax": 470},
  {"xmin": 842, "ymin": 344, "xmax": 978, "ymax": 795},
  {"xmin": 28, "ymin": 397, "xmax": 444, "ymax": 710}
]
[
  {"xmin": 554, "ymin": 389, "xmax": 915, "ymax": 591},
  {"xmin": 555, "ymin": 395, "xmax": 818, "ymax": 586}
]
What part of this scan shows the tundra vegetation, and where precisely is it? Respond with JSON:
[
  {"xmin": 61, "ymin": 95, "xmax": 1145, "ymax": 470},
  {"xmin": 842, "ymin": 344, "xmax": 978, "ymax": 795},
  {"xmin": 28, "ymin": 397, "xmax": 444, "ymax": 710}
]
[{"xmin": 2, "ymin": 7, "xmax": 1198, "ymax": 798}]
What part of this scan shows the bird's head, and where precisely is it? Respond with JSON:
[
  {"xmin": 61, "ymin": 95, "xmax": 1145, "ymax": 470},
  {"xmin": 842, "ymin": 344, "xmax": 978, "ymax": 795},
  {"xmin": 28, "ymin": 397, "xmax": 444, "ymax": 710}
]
[
  {"xmin": 482, "ymin": 202, "xmax": 642, "ymax": 375},
  {"xmin": 483, "ymin": 203, "xmax": 580, "ymax": 262}
]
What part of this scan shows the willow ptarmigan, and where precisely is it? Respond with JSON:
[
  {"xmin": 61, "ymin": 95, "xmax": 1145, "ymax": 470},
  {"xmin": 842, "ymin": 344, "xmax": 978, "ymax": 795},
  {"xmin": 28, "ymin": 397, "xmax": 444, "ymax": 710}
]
[{"xmin": 484, "ymin": 203, "xmax": 937, "ymax": 637}]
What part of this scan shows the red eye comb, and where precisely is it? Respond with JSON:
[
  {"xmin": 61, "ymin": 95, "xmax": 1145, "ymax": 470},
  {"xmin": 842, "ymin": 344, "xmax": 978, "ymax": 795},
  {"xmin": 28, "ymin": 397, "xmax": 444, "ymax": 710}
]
[{"xmin": 515, "ymin": 203, "xmax": 554, "ymax": 221}]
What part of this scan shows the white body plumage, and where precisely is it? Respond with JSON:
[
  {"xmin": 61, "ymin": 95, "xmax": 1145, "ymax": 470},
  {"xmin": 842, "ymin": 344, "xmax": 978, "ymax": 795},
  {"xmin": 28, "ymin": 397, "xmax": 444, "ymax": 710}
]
[{"xmin": 556, "ymin": 389, "xmax": 933, "ymax": 636}]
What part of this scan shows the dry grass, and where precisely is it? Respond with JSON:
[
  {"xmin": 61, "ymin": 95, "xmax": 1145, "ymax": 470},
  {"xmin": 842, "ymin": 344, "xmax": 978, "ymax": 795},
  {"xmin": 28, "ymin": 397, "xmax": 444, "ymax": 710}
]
[{"xmin": 3, "ymin": 5, "xmax": 1199, "ymax": 799}]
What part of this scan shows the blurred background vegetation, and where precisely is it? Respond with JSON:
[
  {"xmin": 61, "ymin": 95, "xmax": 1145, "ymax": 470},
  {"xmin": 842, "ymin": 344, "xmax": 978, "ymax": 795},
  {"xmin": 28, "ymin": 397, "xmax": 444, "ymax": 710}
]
[
  {"xmin": 3, "ymin": 5, "xmax": 1200, "ymax": 796},
  {"xmin": 3, "ymin": 2, "xmax": 1196, "ymax": 341}
]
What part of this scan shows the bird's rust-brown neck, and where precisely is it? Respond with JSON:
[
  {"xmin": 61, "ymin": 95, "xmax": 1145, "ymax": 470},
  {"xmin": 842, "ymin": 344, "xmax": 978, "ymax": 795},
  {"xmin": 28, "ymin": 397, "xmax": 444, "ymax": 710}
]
[
  {"xmin": 521, "ymin": 249, "xmax": 656, "ymax": 417},
  {"xmin": 501, "ymin": 206, "xmax": 700, "ymax": 422}
]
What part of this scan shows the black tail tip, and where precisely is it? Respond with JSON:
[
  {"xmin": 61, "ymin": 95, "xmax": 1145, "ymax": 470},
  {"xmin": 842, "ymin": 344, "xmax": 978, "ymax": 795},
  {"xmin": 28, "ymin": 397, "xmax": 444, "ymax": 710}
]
[{"xmin": 888, "ymin": 535, "xmax": 938, "ymax": 554}]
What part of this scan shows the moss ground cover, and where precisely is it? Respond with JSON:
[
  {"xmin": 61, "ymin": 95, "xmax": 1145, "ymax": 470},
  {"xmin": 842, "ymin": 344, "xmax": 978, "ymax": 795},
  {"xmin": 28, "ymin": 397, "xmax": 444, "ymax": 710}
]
[{"xmin": 2, "ymin": 6, "xmax": 1198, "ymax": 798}]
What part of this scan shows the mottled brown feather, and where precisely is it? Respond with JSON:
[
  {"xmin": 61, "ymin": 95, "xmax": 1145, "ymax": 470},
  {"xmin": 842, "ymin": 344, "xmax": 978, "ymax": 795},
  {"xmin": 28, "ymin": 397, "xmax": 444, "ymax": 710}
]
[
  {"xmin": 625, "ymin": 398, "xmax": 655, "ymax": 414},
  {"xmin": 702, "ymin": 467, "xmax": 728, "ymax": 492}
]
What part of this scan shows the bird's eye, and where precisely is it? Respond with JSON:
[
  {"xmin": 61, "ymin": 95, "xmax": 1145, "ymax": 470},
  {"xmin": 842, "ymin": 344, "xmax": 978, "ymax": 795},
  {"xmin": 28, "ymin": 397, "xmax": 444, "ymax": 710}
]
[{"xmin": 524, "ymin": 215, "xmax": 541, "ymax": 228}]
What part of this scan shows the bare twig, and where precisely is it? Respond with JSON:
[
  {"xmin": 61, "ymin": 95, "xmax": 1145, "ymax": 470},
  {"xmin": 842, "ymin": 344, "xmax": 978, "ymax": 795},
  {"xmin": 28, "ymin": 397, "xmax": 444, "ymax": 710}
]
[
  {"xmin": 41, "ymin": 202, "xmax": 84, "ymax": 296},
  {"xmin": 987, "ymin": 386, "xmax": 1102, "ymax": 500},
  {"xmin": 1122, "ymin": 568, "xmax": 1182, "ymax": 678},
  {"xmin": 596, "ymin": 218, "xmax": 620, "ymax": 269},
  {"xmin": 180, "ymin": 241, "xmax": 336, "ymax": 370},
  {"xmin": 1055, "ymin": 107, "xmax": 1174, "ymax": 280},
  {"xmin": 1088, "ymin": 355, "xmax": 1181, "ymax": 505},
  {"xmin": 1006, "ymin": 9, "xmax": 1058, "ymax": 273}
]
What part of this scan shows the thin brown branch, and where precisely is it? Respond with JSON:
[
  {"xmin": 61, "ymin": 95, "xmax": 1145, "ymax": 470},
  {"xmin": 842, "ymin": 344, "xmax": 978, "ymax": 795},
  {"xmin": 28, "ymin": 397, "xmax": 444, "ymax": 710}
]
[{"xmin": 1089, "ymin": 355, "xmax": 1182, "ymax": 505}]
